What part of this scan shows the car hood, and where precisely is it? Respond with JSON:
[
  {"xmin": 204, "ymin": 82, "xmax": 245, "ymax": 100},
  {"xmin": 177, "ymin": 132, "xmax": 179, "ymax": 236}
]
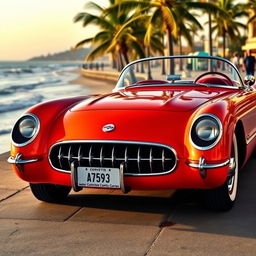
[{"xmin": 71, "ymin": 88, "xmax": 231, "ymax": 112}]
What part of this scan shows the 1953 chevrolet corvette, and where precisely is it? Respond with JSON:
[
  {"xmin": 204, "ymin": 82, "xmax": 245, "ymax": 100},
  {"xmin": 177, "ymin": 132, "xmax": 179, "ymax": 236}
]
[{"xmin": 8, "ymin": 56, "xmax": 256, "ymax": 211}]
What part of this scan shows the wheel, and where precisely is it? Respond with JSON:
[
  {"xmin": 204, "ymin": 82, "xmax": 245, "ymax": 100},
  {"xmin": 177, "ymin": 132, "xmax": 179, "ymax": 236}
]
[
  {"xmin": 202, "ymin": 134, "xmax": 238, "ymax": 211},
  {"xmin": 30, "ymin": 183, "xmax": 71, "ymax": 203}
]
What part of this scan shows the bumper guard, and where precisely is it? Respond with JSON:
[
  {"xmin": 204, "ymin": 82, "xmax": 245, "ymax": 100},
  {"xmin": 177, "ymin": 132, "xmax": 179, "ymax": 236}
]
[
  {"xmin": 188, "ymin": 157, "xmax": 230, "ymax": 178},
  {"xmin": 8, "ymin": 153, "xmax": 40, "ymax": 173}
]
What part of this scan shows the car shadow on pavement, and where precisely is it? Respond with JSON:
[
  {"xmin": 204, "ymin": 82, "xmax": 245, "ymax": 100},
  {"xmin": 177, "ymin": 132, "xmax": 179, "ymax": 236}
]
[
  {"xmin": 63, "ymin": 190, "xmax": 183, "ymax": 226},
  {"xmin": 57, "ymin": 155, "xmax": 256, "ymax": 238},
  {"xmin": 163, "ymin": 155, "xmax": 256, "ymax": 239},
  {"xmin": 66, "ymin": 193, "xmax": 173, "ymax": 213}
]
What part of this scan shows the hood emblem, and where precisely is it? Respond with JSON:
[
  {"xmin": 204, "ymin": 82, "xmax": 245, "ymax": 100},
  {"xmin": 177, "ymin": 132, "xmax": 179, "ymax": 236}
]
[{"xmin": 102, "ymin": 124, "xmax": 115, "ymax": 132}]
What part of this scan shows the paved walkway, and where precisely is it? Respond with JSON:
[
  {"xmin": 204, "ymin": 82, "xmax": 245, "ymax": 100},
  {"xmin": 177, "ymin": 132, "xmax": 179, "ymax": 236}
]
[{"xmin": 0, "ymin": 152, "xmax": 256, "ymax": 256}]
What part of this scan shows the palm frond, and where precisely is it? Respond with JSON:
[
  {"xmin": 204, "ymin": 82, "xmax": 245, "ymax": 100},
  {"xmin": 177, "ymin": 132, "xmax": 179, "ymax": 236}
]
[
  {"xmin": 103, "ymin": 1, "xmax": 151, "ymax": 15},
  {"xmin": 74, "ymin": 12, "xmax": 115, "ymax": 31},
  {"xmin": 75, "ymin": 37, "xmax": 94, "ymax": 49},
  {"xmin": 144, "ymin": 23, "xmax": 153, "ymax": 46},
  {"xmin": 85, "ymin": 1, "xmax": 104, "ymax": 12},
  {"xmin": 111, "ymin": 14, "xmax": 148, "ymax": 43},
  {"xmin": 248, "ymin": 14, "xmax": 256, "ymax": 23},
  {"xmin": 179, "ymin": 24, "xmax": 193, "ymax": 46},
  {"xmin": 93, "ymin": 31, "xmax": 111, "ymax": 43},
  {"xmin": 187, "ymin": 2, "xmax": 228, "ymax": 18},
  {"xmin": 86, "ymin": 41, "xmax": 111, "ymax": 61},
  {"xmin": 178, "ymin": 9, "xmax": 202, "ymax": 30},
  {"xmin": 130, "ymin": 41, "xmax": 146, "ymax": 59},
  {"xmin": 150, "ymin": 37, "xmax": 164, "ymax": 55},
  {"xmin": 161, "ymin": 6, "xmax": 177, "ymax": 36}
]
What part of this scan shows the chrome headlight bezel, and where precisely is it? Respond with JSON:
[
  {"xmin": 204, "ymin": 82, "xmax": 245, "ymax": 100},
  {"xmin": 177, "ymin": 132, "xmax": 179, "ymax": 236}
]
[
  {"xmin": 190, "ymin": 114, "xmax": 222, "ymax": 150},
  {"xmin": 11, "ymin": 113, "xmax": 40, "ymax": 147}
]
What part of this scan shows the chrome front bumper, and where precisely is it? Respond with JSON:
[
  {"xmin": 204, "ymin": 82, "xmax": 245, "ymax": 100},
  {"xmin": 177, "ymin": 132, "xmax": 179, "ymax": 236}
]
[
  {"xmin": 188, "ymin": 157, "xmax": 231, "ymax": 178},
  {"xmin": 8, "ymin": 153, "xmax": 40, "ymax": 173}
]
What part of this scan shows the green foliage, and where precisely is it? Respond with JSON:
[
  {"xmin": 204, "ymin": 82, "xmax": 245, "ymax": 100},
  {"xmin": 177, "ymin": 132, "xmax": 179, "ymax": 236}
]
[
  {"xmin": 228, "ymin": 35, "xmax": 247, "ymax": 56},
  {"xmin": 74, "ymin": 0, "xmax": 248, "ymax": 68},
  {"xmin": 211, "ymin": 0, "xmax": 247, "ymax": 58}
]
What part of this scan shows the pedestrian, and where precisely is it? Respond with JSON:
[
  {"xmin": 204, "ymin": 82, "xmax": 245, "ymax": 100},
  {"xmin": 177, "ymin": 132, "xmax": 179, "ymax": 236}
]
[
  {"xmin": 232, "ymin": 52, "xmax": 240, "ymax": 70},
  {"xmin": 243, "ymin": 50, "xmax": 255, "ymax": 76}
]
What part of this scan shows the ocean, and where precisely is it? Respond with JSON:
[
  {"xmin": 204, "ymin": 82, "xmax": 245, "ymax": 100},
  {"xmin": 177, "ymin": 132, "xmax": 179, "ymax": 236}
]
[{"xmin": 0, "ymin": 61, "xmax": 89, "ymax": 153}]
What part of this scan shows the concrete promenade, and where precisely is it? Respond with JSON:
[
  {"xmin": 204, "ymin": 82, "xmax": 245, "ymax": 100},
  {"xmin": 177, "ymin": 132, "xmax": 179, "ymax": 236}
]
[{"xmin": 0, "ymin": 151, "xmax": 256, "ymax": 256}]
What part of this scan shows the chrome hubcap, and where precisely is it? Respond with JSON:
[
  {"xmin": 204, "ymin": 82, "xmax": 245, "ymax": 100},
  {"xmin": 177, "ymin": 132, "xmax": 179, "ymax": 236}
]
[
  {"xmin": 227, "ymin": 136, "xmax": 238, "ymax": 201},
  {"xmin": 228, "ymin": 157, "xmax": 235, "ymax": 192}
]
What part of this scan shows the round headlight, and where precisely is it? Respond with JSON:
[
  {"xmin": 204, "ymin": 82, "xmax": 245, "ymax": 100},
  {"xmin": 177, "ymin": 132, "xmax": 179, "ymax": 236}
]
[
  {"xmin": 19, "ymin": 118, "xmax": 37, "ymax": 138},
  {"xmin": 195, "ymin": 119, "xmax": 219, "ymax": 141},
  {"xmin": 11, "ymin": 113, "xmax": 40, "ymax": 146},
  {"xmin": 190, "ymin": 114, "xmax": 222, "ymax": 150}
]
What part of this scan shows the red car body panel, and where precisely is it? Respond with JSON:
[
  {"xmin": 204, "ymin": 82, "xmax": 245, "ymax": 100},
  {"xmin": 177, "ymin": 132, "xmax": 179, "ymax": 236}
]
[{"xmin": 9, "ymin": 82, "xmax": 256, "ymax": 191}]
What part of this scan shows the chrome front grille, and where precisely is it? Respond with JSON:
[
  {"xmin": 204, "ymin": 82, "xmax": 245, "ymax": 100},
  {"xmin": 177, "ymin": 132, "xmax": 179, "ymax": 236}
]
[{"xmin": 49, "ymin": 141, "xmax": 177, "ymax": 176}]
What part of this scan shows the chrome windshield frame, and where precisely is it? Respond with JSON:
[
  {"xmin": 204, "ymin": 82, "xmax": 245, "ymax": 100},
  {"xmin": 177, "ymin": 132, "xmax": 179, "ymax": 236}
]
[{"xmin": 114, "ymin": 55, "xmax": 244, "ymax": 91}]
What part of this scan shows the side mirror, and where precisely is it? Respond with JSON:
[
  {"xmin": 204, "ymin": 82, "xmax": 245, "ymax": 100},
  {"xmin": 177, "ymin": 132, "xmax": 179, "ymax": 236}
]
[{"xmin": 244, "ymin": 75, "xmax": 255, "ymax": 86}]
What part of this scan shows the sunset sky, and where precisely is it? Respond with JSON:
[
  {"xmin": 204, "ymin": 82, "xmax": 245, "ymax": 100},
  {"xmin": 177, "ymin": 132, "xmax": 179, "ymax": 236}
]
[
  {"xmin": 0, "ymin": 0, "xmax": 247, "ymax": 61},
  {"xmin": 0, "ymin": 0, "xmax": 108, "ymax": 61}
]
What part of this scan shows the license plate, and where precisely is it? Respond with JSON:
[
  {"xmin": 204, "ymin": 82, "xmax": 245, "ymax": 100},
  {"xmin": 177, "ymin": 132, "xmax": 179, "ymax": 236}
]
[{"xmin": 77, "ymin": 167, "xmax": 120, "ymax": 189}]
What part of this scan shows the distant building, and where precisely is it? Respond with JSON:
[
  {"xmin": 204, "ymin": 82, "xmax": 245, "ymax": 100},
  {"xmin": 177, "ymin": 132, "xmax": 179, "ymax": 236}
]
[{"xmin": 242, "ymin": 13, "xmax": 256, "ymax": 53}]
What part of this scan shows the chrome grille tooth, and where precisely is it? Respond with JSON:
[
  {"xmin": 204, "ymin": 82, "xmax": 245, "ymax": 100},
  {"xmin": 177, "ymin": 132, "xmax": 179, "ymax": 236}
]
[
  {"xmin": 149, "ymin": 147, "xmax": 153, "ymax": 173},
  {"xmin": 89, "ymin": 145, "xmax": 93, "ymax": 167},
  {"xmin": 58, "ymin": 145, "xmax": 63, "ymax": 169},
  {"xmin": 137, "ymin": 147, "xmax": 141, "ymax": 173},
  {"xmin": 100, "ymin": 145, "xmax": 104, "ymax": 167},
  {"xmin": 124, "ymin": 146, "xmax": 128, "ymax": 166},
  {"xmin": 162, "ymin": 149, "xmax": 165, "ymax": 171},
  {"xmin": 111, "ymin": 146, "xmax": 115, "ymax": 167},
  {"xmin": 68, "ymin": 145, "xmax": 72, "ymax": 168},
  {"xmin": 78, "ymin": 145, "xmax": 82, "ymax": 166}
]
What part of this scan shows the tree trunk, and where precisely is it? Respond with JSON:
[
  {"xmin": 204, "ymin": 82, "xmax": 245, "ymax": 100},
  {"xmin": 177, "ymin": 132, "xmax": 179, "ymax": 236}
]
[
  {"xmin": 121, "ymin": 42, "xmax": 130, "ymax": 65},
  {"xmin": 117, "ymin": 57, "xmax": 121, "ymax": 72},
  {"xmin": 140, "ymin": 62, "xmax": 145, "ymax": 73},
  {"xmin": 122, "ymin": 50, "xmax": 130, "ymax": 65},
  {"xmin": 112, "ymin": 59, "xmax": 117, "ymax": 70},
  {"xmin": 179, "ymin": 33, "xmax": 183, "ymax": 71},
  {"xmin": 223, "ymin": 31, "xmax": 226, "ymax": 59},
  {"xmin": 147, "ymin": 47, "xmax": 152, "ymax": 80},
  {"xmin": 162, "ymin": 59, "xmax": 166, "ymax": 75},
  {"xmin": 136, "ymin": 64, "xmax": 140, "ymax": 72},
  {"xmin": 118, "ymin": 51, "xmax": 124, "ymax": 71},
  {"xmin": 208, "ymin": 12, "xmax": 213, "ymax": 71},
  {"xmin": 162, "ymin": 36, "xmax": 166, "ymax": 75},
  {"xmin": 208, "ymin": 13, "xmax": 213, "ymax": 56},
  {"xmin": 167, "ymin": 27, "xmax": 175, "ymax": 74},
  {"xmin": 222, "ymin": 31, "xmax": 226, "ymax": 70},
  {"xmin": 112, "ymin": 52, "xmax": 117, "ymax": 70}
]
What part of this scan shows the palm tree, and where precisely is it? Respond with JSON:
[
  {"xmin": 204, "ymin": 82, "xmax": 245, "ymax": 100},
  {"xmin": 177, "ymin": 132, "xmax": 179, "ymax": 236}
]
[
  {"xmin": 200, "ymin": 0, "xmax": 216, "ymax": 57},
  {"xmin": 175, "ymin": 8, "xmax": 202, "ymax": 70},
  {"xmin": 211, "ymin": 0, "xmax": 247, "ymax": 58},
  {"xmin": 130, "ymin": 18, "xmax": 165, "ymax": 77},
  {"xmin": 107, "ymin": 0, "xmax": 221, "ymax": 73},
  {"xmin": 245, "ymin": 0, "xmax": 256, "ymax": 23},
  {"xmin": 74, "ymin": 0, "xmax": 147, "ymax": 70}
]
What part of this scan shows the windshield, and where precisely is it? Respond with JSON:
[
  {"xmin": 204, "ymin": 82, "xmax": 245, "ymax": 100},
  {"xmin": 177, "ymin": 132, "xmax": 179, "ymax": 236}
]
[{"xmin": 115, "ymin": 56, "xmax": 243, "ymax": 89}]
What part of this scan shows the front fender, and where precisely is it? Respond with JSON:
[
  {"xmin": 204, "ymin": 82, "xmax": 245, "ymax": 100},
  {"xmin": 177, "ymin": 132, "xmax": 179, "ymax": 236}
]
[
  {"xmin": 184, "ymin": 100, "xmax": 235, "ymax": 164},
  {"xmin": 10, "ymin": 96, "xmax": 93, "ymax": 158}
]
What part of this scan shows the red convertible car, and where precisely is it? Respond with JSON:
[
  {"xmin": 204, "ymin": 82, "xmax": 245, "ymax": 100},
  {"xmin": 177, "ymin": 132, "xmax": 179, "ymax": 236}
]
[{"xmin": 8, "ymin": 56, "xmax": 256, "ymax": 211}]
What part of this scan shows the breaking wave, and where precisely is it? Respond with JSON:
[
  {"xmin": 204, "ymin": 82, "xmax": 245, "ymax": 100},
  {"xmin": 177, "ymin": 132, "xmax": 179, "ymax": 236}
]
[{"xmin": 0, "ymin": 94, "xmax": 44, "ymax": 113}]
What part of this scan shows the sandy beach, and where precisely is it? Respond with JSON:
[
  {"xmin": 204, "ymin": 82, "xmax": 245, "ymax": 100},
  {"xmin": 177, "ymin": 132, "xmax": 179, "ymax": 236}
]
[{"xmin": 70, "ymin": 69, "xmax": 116, "ymax": 94}]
